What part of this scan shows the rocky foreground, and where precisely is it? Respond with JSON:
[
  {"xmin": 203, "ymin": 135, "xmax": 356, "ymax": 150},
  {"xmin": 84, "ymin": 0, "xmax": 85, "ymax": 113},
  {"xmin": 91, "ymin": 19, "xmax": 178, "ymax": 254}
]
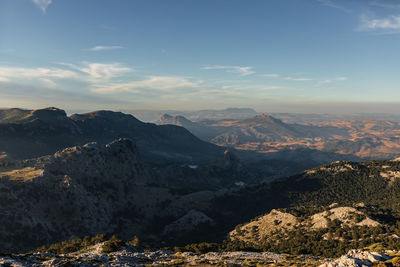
[{"xmin": 0, "ymin": 245, "xmax": 399, "ymax": 266}]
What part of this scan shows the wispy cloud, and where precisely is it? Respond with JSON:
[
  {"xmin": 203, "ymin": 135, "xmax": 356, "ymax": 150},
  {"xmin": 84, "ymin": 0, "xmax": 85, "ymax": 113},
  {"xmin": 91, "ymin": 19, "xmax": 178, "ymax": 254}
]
[
  {"xmin": 202, "ymin": 65, "xmax": 255, "ymax": 76},
  {"xmin": 0, "ymin": 62, "xmax": 133, "ymax": 90},
  {"xmin": 316, "ymin": 79, "xmax": 332, "ymax": 86},
  {"xmin": 316, "ymin": 77, "xmax": 347, "ymax": 86},
  {"xmin": 32, "ymin": 0, "xmax": 52, "ymax": 13},
  {"xmin": 317, "ymin": 0, "xmax": 351, "ymax": 13},
  {"xmin": 358, "ymin": 13, "xmax": 400, "ymax": 33},
  {"xmin": 0, "ymin": 77, "xmax": 9, "ymax": 83},
  {"xmin": 60, "ymin": 62, "xmax": 132, "ymax": 82},
  {"xmin": 92, "ymin": 76, "xmax": 202, "ymax": 94},
  {"xmin": 221, "ymin": 84, "xmax": 281, "ymax": 91},
  {"xmin": 284, "ymin": 77, "xmax": 312, "ymax": 81},
  {"xmin": 260, "ymin": 74, "xmax": 280, "ymax": 78},
  {"xmin": 0, "ymin": 66, "xmax": 79, "ymax": 81},
  {"xmin": 0, "ymin": 65, "xmax": 84, "ymax": 89},
  {"xmin": 88, "ymin": 46, "xmax": 124, "ymax": 51},
  {"xmin": 369, "ymin": 1, "xmax": 400, "ymax": 10},
  {"xmin": 0, "ymin": 81, "xmax": 131, "ymax": 109}
]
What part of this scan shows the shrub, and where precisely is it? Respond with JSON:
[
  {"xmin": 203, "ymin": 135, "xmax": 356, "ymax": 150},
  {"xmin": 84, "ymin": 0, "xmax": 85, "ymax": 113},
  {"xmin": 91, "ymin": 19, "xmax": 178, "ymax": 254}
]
[
  {"xmin": 126, "ymin": 235, "xmax": 141, "ymax": 247},
  {"xmin": 101, "ymin": 235, "xmax": 125, "ymax": 253}
]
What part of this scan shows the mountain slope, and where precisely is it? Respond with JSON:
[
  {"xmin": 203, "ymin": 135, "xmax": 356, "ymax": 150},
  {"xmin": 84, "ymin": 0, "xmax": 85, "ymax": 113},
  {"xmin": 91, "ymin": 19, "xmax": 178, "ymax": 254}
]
[
  {"xmin": 0, "ymin": 139, "xmax": 148, "ymax": 253},
  {"xmin": 0, "ymin": 138, "xmax": 264, "ymax": 253}
]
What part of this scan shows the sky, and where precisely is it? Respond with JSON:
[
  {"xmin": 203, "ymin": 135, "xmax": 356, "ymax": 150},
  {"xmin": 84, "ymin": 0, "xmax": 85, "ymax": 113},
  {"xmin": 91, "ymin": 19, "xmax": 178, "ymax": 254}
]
[{"xmin": 0, "ymin": 0, "xmax": 400, "ymax": 113}]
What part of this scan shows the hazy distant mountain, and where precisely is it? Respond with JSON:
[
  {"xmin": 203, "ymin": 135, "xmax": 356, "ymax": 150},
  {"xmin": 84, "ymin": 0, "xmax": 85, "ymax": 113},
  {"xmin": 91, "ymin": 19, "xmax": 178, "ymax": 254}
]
[
  {"xmin": 157, "ymin": 113, "xmax": 224, "ymax": 141},
  {"xmin": 157, "ymin": 113, "xmax": 197, "ymax": 127},
  {"xmin": 182, "ymin": 108, "xmax": 259, "ymax": 121},
  {"xmin": 0, "ymin": 107, "xmax": 224, "ymax": 164},
  {"xmin": 157, "ymin": 113, "xmax": 302, "ymax": 143},
  {"xmin": 125, "ymin": 107, "xmax": 258, "ymax": 122},
  {"xmin": 271, "ymin": 112, "xmax": 400, "ymax": 124},
  {"xmin": 157, "ymin": 113, "xmax": 400, "ymax": 160}
]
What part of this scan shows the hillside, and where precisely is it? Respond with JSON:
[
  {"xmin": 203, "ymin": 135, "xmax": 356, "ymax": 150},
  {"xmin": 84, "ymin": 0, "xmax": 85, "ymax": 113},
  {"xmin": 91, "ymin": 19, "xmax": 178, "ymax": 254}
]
[
  {"xmin": 3, "ymin": 139, "xmax": 400, "ymax": 257},
  {"xmin": 0, "ymin": 138, "xmax": 269, "ymax": 253},
  {"xmin": 213, "ymin": 159, "xmax": 400, "ymax": 219},
  {"xmin": 0, "ymin": 107, "xmax": 224, "ymax": 164},
  {"xmin": 228, "ymin": 205, "xmax": 386, "ymax": 257},
  {"xmin": 181, "ymin": 158, "xmax": 400, "ymax": 257},
  {"xmin": 142, "ymin": 158, "xmax": 400, "ymax": 255}
]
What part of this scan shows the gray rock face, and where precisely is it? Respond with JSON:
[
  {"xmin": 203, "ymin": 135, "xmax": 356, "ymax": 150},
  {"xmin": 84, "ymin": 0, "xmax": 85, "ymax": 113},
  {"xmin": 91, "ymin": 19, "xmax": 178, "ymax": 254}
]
[
  {"xmin": 44, "ymin": 138, "xmax": 144, "ymax": 184},
  {"xmin": 0, "ymin": 138, "xmax": 151, "ymax": 253}
]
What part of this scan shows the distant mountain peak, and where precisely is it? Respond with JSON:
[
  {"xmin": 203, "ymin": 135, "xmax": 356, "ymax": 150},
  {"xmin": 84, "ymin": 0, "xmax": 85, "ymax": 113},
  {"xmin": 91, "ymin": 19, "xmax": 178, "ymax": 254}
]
[
  {"xmin": 245, "ymin": 114, "xmax": 283, "ymax": 124},
  {"xmin": 70, "ymin": 110, "xmax": 142, "ymax": 125},
  {"xmin": 0, "ymin": 107, "xmax": 68, "ymax": 124},
  {"xmin": 223, "ymin": 107, "xmax": 257, "ymax": 112},
  {"xmin": 30, "ymin": 107, "xmax": 68, "ymax": 121},
  {"xmin": 158, "ymin": 113, "xmax": 193, "ymax": 126},
  {"xmin": 160, "ymin": 113, "xmax": 174, "ymax": 120}
]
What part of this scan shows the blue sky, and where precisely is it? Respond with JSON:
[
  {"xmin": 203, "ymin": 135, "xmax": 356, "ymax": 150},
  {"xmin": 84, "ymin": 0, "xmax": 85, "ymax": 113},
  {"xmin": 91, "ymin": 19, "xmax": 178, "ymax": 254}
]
[{"xmin": 0, "ymin": 0, "xmax": 400, "ymax": 113}]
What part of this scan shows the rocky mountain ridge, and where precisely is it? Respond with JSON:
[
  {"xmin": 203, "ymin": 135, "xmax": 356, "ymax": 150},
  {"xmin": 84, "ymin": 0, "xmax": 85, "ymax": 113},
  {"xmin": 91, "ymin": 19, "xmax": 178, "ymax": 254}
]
[{"xmin": 0, "ymin": 107, "xmax": 224, "ymax": 164}]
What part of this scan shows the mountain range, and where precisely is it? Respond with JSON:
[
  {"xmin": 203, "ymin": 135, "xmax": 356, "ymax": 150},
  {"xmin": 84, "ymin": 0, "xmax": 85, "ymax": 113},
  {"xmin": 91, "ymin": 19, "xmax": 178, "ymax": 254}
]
[
  {"xmin": 121, "ymin": 107, "xmax": 400, "ymax": 124},
  {"xmin": 157, "ymin": 113, "xmax": 400, "ymax": 159},
  {"xmin": 124, "ymin": 107, "xmax": 258, "ymax": 122},
  {"xmin": 3, "ymin": 106, "xmax": 400, "ymax": 263}
]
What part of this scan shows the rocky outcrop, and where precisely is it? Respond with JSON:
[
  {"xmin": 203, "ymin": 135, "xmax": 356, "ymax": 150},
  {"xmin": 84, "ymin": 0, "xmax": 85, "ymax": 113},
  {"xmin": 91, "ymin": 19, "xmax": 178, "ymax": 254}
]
[
  {"xmin": 320, "ymin": 249, "xmax": 392, "ymax": 267},
  {"xmin": 310, "ymin": 207, "xmax": 380, "ymax": 229},
  {"xmin": 0, "ymin": 138, "xmax": 152, "ymax": 253},
  {"xmin": 229, "ymin": 209, "xmax": 298, "ymax": 244},
  {"xmin": 229, "ymin": 206, "xmax": 383, "ymax": 246}
]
